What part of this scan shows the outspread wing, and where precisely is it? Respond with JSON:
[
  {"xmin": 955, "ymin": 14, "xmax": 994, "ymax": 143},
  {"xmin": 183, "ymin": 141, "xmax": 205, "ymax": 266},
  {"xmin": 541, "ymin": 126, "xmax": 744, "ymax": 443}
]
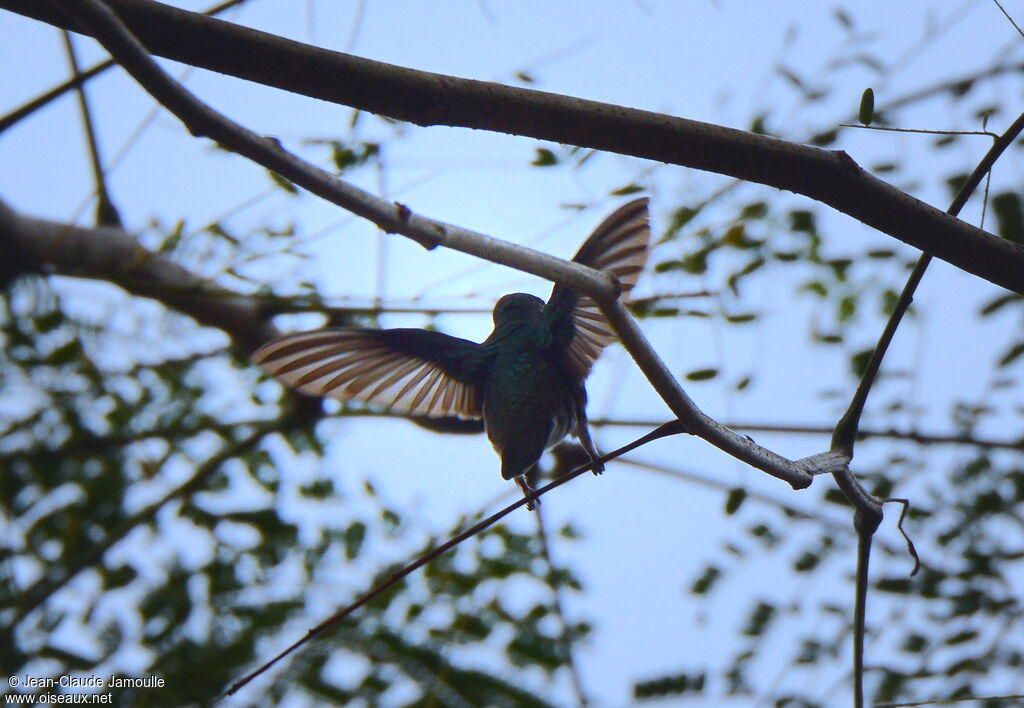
[
  {"xmin": 252, "ymin": 328, "xmax": 485, "ymax": 418},
  {"xmin": 545, "ymin": 197, "xmax": 651, "ymax": 381}
]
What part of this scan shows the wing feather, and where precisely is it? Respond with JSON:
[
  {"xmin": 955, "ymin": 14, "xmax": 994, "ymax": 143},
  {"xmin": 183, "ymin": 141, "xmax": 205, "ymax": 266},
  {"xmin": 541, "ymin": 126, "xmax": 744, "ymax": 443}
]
[
  {"xmin": 252, "ymin": 328, "xmax": 484, "ymax": 419},
  {"xmin": 545, "ymin": 197, "xmax": 651, "ymax": 381}
]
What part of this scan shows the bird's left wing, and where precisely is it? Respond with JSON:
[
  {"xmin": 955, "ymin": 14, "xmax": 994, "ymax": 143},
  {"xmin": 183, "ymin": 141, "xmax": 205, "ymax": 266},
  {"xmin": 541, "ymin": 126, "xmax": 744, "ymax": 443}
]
[
  {"xmin": 252, "ymin": 328, "xmax": 484, "ymax": 418},
  {"xmin": 545, "ymin": 197, "xmax": 651, "ymax": 381}
]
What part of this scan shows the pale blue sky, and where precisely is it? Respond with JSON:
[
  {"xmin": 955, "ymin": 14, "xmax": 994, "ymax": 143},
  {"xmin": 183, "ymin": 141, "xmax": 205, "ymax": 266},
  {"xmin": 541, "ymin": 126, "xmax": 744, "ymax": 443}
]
[{"xmin": 1, "ymin": 0, "xmax": 1021, "ymax": 705}]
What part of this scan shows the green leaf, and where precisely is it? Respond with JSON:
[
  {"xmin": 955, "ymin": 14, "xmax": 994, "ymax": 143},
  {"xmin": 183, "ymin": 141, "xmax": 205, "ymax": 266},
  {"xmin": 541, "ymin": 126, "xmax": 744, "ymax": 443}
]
[
  {"xmin": 950, "ymin": 79, "xmax": 974, "ymax": 97},
  {"xmin": 727, "ymin": 257, "xmax": 765, "ymax": 294},
  {"xmin": 722, "ymin": 223, "xmax": 746, "ymax": 246},
  {"xmin": 902, "ymin": 634, "xmax": 928, "ymax": 652},
  {"xmin": 814, "ymin": 331, "xmax": 842, "ymax": 344},
  {"xmin": 850, "ymin": 348, "xmax": 873, "ymax": 378},
  {"xmin": 794, "ymin": 551, "xmax": 820, "ymax": 572},
  {"xmin": 342, "ymin": 521, "xmax": 366, "ymax": 560},
  {"xmin": 827, "ymin": 258, "xmax": 853, "ymax": 281},
  {"xmin": 789, "ymin": 210, "xmax": 816, "ymax": 233},
  {"xmin": 686, "ymin": 368, "xmax": 718, "ymax": 382},
  {"xmin": 838, "ymin": 294, "xmax": 857, "ymax": 323},
  {"xmin": 531, "ymin": 148, "xmax": 558, "ymax": 166},
  {"xmin": 268, "ymin": 171, "xmax": 298, "ymax": 194},
  {"xmin": 49, "ymin": 339, "xmax": 82, "ymax": 365},
  {"xmin": 992, "ymin": 192, "xmax": 1024, "ymax": 244},
  {"xmin": 452, "ymin": 613, "xmax": 492, "ymax": 640},
  {"xmin": 724, "ymin": 488, "xmax": 747, "ymax": 515},
  {"xmin": 946, "ymin": 173, "xmax": 969, "ymax": 198},
  {"xmin": 998, "ymin": 342, "xmax": 1024, "ymax": 367},
  {"xmin": 34, "ymin": 311, "xmax": 64, "ymax": 333},
  {"xmin": 300, "ymin": 479, "xmax": 334, "ymax": 499},
  {"xmin": 866, "ymin": 249, "xmax": 896, "ymax": 259},
  {"xmin": 665, "ymin": 205, "xmax": 701, "ymax": 236},
  {"xmin": 103, "ymin": 565, "xmax": 138, "ymax": 589},
  {"xmin": 944, "ymin": 630, "xmax": 978, "ymax": 645},
  {"xmin": 880, "ymin": 288, "xmax": 899, "ymax": 315},
  {"xmin": 858, "ymin": 87, "xmax": 875, "ymax": 125},
  {"xmin": 742, "ymin": 601, "xmax": 776, "ymax": 637},
  {"xmin": 748, "ymin": 523, "xmax": 780, "ymax": 546},
  {"xmin": 651, "ymin": 307, "xmax": 679, "ymax": 318},
  {"xmin": 810, "ymin": 129, "xmax": 838, "ymax": 146},
  {"xmin": 875, "ymin": 577, "xmax": 911, "ymax": 593},
  {"xmin": 802, "ymin": 281, "xmax": 828, "ymax": 298},
  {"xmin": 634, "ymin": 671, "xmax": 705, "ymax": 699},
  {"xmin": 690, "ymin": 565, "xmax": 721, "ymax": 595},
  {"xmin": 740, "ymin": 202, "xmax": 768, "ymax": 220},
  {"xmin": 979, "ymin": 292, "xmax": 1023, "ymax": 316},
  {"xmin": 611, "ymin": 183, "xmax": 645, "ymax": 196}
]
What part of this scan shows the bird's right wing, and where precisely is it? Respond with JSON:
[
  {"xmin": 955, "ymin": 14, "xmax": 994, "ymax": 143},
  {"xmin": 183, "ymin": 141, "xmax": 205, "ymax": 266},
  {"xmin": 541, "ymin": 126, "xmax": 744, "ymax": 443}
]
[
  {"xmin": 545, "ymin": 197, "xmax": 651, "ymax": 381},
  {"xmin": 252, "ymin": 328, "xmax": 485, "ymax": 419}
]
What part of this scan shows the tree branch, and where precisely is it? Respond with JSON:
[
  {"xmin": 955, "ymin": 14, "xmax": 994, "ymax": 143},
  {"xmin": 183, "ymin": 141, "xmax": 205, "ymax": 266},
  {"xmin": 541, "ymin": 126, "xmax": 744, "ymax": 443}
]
[
  {"xmin": 0, "ymin": 0, "xmax": 251, "ymax": 135},
  {"xmin": 0, "ymin": 199, "xmax": 276, "ymax": 352},
  {"xmin": 591, "ymin": 418, "xmax": 1024, "ymax": 451},
  {"xmin": 43, "ymin": 0, "xmax": 816, "ymax": 492},
  {"xmin": 600, "ymin": 299, "xmax": 812, "ymax": 488},
  {"xmin": 833, "ymin": 113, "xmax": 1024, "ymax": 457},
  {"xmin": 6, "ymin": 0, "xmax": 1023, "ymax": 294},
  {"xmin": 826, "ymin": 113, "xmax": 1024, "ymax": 706}
]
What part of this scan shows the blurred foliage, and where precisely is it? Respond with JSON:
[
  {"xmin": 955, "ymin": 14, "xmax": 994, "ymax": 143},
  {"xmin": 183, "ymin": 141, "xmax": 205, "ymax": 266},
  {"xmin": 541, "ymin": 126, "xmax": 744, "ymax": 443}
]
[
  {"xmin": 2, "ymin": 4, "xmax": 1024, "ymax": 708},
  {"xmin": 0, "ymin": 253, "xmax": 584, "ymax": 706},
  {"xmin": 617, "ymin": 11, "xmax": 1024, "ymax": 707}
]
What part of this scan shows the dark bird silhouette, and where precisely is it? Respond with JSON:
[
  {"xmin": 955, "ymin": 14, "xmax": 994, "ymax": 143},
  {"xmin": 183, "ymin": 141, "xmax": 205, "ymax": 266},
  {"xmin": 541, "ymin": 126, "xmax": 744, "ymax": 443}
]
[{"xmin": 252, "ymin": 198, "xmax": 651, "ymax": 508}]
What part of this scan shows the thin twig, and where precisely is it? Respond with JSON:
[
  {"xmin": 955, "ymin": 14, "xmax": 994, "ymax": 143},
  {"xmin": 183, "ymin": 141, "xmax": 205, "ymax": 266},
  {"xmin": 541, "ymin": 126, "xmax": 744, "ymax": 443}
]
[
  {"xmin": 0, "ymin": 0, "xmax": 251, "ymax": 134},
  {"xmin": 874, "ymin": 693, "xmax": 1024, "ymax": 708},
  {"xmin": 223, "ymin": 421, "xmax": 685, "ymax": 698},
  {"xmin": 592, "ymin": 418, "xmax": 1024, "ymax": 452},
  {"xmin": 992, "ymin": 0, "xmax": 1024, "ymax": 38},
  {"xmin": 61, "ymin": 29, "xmax": 122, "ymax": 227},
  {"xmin": 883, "ymin": 498, "xmax": 921, "ymax": 576},
  {"xmin": 839, "ymin": 123, "xmax": 998, "ymax": 139},
  {"xmin": 534, "ymin": 506, "xmax": 589, "ymax": 707},
  {"xmin": 833, "ymin": 111, "xmax": 1024, "ymax": 708}
]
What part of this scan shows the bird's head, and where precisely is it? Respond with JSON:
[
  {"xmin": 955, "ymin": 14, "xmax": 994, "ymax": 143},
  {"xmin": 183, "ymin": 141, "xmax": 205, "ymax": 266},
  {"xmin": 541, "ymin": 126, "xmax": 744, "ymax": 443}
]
[{"xmin": 492, "ymin": 293, "xmax": 546, "ymax": 328}]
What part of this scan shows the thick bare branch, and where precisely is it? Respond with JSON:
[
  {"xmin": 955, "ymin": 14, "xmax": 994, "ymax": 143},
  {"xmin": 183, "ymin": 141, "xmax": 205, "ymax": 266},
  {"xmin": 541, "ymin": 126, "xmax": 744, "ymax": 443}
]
[
  {"xmin": 12, "ymin": 0, "xmax": 817, "ymax": 494},
  {"xmin": 0, "ymin": 199, "xmax": 276, "ymax": 352},
  {"xmin": 5, "ymin": 0, "xmax": 1023, "ymax": 294}
]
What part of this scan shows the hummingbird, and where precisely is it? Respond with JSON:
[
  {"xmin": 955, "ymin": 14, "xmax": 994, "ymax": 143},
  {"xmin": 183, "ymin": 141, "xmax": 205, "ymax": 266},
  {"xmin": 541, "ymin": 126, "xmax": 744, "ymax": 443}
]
[{"xmin": 252, "ymin": 198, "xmax": 651, "ymax": 508}]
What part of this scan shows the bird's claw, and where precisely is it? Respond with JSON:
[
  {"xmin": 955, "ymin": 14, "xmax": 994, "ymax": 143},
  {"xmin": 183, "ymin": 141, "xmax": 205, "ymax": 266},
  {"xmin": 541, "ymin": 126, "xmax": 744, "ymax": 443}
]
[{"xmin": 515, "ymin": 476, "xmax": 540, "ymax": 511}]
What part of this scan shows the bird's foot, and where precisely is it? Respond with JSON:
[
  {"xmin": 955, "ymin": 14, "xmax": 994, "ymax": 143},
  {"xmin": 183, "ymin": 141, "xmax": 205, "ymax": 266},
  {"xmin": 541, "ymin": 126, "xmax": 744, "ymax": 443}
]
[
  {"xmin": 591, "ymin": 458, "xmax": 605, "ymax": 476},
  {"xmin": 515, "ymin": 476, "xmax": 540, "ymax": 511}
]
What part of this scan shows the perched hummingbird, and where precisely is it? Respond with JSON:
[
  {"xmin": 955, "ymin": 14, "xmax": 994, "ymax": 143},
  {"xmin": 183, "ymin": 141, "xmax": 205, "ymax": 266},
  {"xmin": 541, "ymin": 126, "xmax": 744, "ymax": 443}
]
[{"xmin": 252, "ymin": 198, "xmax": 651, "ymax": 508}]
